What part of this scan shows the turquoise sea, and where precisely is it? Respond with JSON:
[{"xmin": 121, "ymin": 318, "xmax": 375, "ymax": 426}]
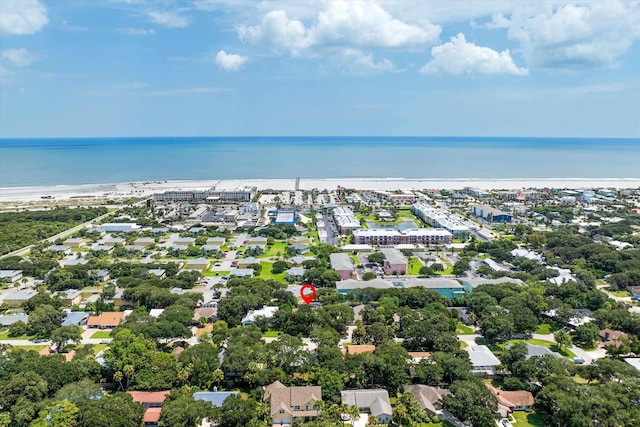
[{"xmin": 0, "ymin": 137, "xmax": 638, "ymax": 187}]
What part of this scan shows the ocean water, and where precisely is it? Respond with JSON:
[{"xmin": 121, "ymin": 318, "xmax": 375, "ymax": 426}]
[{"xmin": 0, "ymin": 136, "xmax": 638, "ymax": 187}]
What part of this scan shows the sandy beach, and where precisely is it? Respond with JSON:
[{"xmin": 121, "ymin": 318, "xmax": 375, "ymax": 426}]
[{"xmin": 0, "ymin": 178, "xmax": 639, "ymax": 202}]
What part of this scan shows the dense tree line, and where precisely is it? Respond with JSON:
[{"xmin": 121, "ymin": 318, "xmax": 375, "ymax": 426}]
[{"xmin": 0, "ymin": 207, "xmax": 108, "ymax": 255}]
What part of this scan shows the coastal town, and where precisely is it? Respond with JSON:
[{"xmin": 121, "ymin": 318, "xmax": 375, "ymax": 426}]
[{"xmin": 1, "ymin": 183, "xmax": 639, "ymax": 427}]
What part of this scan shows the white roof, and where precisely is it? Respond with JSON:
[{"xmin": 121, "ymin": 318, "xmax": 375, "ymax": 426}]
[
  {"xmin": 241, "ymin": 306, "xmax": 278, "ymax": 324},
  {"xmin": 466, "ymin": 345, "xmax": 501, "ymax": 368},
  {"xmin": 624, "ymin": 358, "xmax": 640, "ymax": 372},
  {"xmin": 149, "ymin": 309, "xmax": 165, "ymax": 318}
]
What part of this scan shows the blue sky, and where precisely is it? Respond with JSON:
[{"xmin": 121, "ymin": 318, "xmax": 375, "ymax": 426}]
[{"xmin": 1, "ymin": 0, "xmax": 639, "ymax": 138}]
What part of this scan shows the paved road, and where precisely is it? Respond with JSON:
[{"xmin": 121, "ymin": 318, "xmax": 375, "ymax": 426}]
[{"xmin": 597, "ymin": 283, "xmax": 640, "ymax": 314}]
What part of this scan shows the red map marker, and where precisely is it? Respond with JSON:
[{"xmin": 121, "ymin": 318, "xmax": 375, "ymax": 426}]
[{"xmin": 300, "ymin": 284, "xmax": 316, "ymax": 304}]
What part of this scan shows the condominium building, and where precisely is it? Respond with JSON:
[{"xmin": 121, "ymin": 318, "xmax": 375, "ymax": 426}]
[
  {"xmin": 411, "ymin": 203, "xmax": 470, "ymax": 238},
  {"xmin": 332, "ymin": 206, "xmax": 360, "ymax": 235},
  {"xmin": 471, "ymin": 205, "xmax": 512, "ymax": 223},
  {"xmin": 153, "ymin": 186, "xmax": 257, "ymax": 203},
  {"xmin": 352, "ymin": 228, "xmax": 452, "ymax": 246}
]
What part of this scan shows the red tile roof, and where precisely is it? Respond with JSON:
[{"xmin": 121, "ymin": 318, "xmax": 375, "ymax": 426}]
[
  {"xmin": 143, "ymin": 408, "xmax": 162, "ymax": 423},
  {"xmin": 127, "ymin": 390, "xmax": 170, "ymax": 405},
  {"xmin": 87, "ymin": 312, "xmax": 125, "ymax": 327}
]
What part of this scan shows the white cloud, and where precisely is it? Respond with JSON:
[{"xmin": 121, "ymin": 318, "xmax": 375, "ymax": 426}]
[
  {"xmin": 215, "ymin": 50, "xmax": 248, "ymax": 71},
  {"xmin": 238, "ymin": 1, "xmax": 441, "ymax": 53},
  {"xmin": 0, "ymin": 48, "xmax": 40, "ymax": 67},
  {"xmin": 238, "ymin": 10, "xmax": 311, "ymax": 55},
  {"xmin": 421, "ymin": 33, "xmax": 528, "ymax": 76},
  {"xmin": 334, "ymin": 49, "xmax": 395, "ymax": 76},
  {"xmin": 0, "ymin": 0, "xmax": 48, "ymax": 35},
  {"xmin": 119, "ymin": 27, "xmax": 155, "ymax": 36},
  {"xmin": 147, "ymin": 10, "xmax": 189, "ymax": 28},
  {"xmin": 507, "ymin": 1, "xmax": 640, "ymax": 68}
]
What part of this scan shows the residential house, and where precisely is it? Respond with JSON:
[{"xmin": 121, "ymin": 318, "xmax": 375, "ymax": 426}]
[
  {"xmin": 241, "ymin": 306, "xmax": 278, "ymax": 326},
  {"xmin": 599, "ymin": 328, "xmax": 629, "ymax": 348},
  {"xmin": 201, "ymin": 245, "xmax": 222, "ymax": 255},
  {"xmin": 54, "ymin": 289, "xmax": 82, "ymax": 306},
  {"xmin": 134, "ymin": 237, "xmax": 155, "ymax": 247},
  {"xmin": 63, "ymin": 238, "xmax": 85, "ymax": 248},
  {"xmin": 93, "ymin": 269, "xmax": 111, "ymax": 282},
  {"xmin": 127, "ymin": 390, "xmax": 170, "ymax": 427},
  {"xmin": 3, "ymin": 290, "xmax": 38, "ymax": 308},
  {"xmin": 465, "ymin": 345, "xmax": 501, "ymax": 377},
  {"xmin": 193, "ymin": 307, "xmax": 218, "ymax": 324},
  {"xmin": 0, "ymin": 270, "xmax": 23, "ymax": 283},
  {"xmin": 62, "ymin": 258, "xmax": 88, "ymax": 268},
  {"xmin": 407, "ymin": 352, "xmax": 433, "ymax": 364},
  {"xmin": 486, "ymin": 385, "xmax": 535, "ymax": 416},
  {"xmin": 330, "ymin": 253, "xmax": 354, "ymax": 280},
  {"xmin": 380, "ymin": 248, "xmax": 407, "ymax": 275},
  {"xmin": 125, "ymin": 245, "xmax": 145, "ymax": 253},
  {"xmin": 288, "ymin": 244, "xmax": 310, "ymax": 255},
  {"xmin": 629, "ymin": 286, "xmax": 640, "ymax": 301},
  {"xmin": 403, "ymin": 385, "xmax": 451, "ymax": 416},
  {"xmin": 0, "ymin": 313, "xmax": 29, "ymax": 327},
  {"xmin": 86, "ymin": 311, "xmax": 125, "ymax": 329},
  {"xmin": 48, "ymin": 245, "xmax": 71, "ymax": 254},
  {"xmin": 341, "ymin": 389, "xmax": 393, "ymax": 425},
  {"xmin": 230, "ymin": 268, "xmax": 254, "ymax": 278},
  {"xmin": 99, "ymin": 223, "xmax": 141, "ymax": 233},
  {"xmin": 237, "ymin": 257, "xmax": 261, "ymax": 268},
  {"xmin": 206, "ymin": 237, "xmax": 226, "ymax": 245},
  {"xmin": 103, "ymin": 237, "xmax": 126, "ymax": 246},
  {"xmin": 264, "ymin": 381, "xmax": 322, "ymax": 425},
  {"xmin": 285, "ymin": 267, "xmax": 306, "ymax": 282},
  {"xmin": 148, "ymin": 269, "xmax": 166, "ymax": 279},
  {"xmin": 61, "ymin": 311, "xmax": 89, "ymax": 326},
  {"xmin": 175, "ymin": 237, "xmax": 196, "ymax": 246},
  {"xmin": 342, "ymin": 344, "xmax": 376, "ymax": 356},
  {"xmin": 185, "ymin": 258, "xmax": 210, "ymax": 270}
]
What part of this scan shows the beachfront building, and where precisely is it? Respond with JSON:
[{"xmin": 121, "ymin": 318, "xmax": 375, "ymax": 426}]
[
  {"xmin": 152, "ymin": 186, "xmax": 257, "ymax": 203},
  {"xmin": 411, "ymin": 203, "xmax": 470, "ymax": 238},
  {"xmin": 275, "ymin": 209, "xmax": 296, "ymax": 225},
  {"xmin": 361, "ymin": 189, "xmax": 419, "ymax": 205},
  {"xmin": 330, "ymin": 253, "xmax": 354, "ymax": 280},
  {"xmin": 352, "ymin": 228, "xmax": 452, "ymax": 246},
  {"xmin": 332, "ymin": 207, "xmax": 360, "ymax": 235},
  {"xmin": 380, "ymin": 248, "xmax": 407, "ymax": 274},
  {"xmin": 471, "ymin": 205, "xmax": 512, "ymax": 223}
]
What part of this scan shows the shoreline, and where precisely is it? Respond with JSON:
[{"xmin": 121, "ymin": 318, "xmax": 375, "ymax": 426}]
[{"xmin": 1, "ymin": 177, "xmax": 639, "ymax": 202}]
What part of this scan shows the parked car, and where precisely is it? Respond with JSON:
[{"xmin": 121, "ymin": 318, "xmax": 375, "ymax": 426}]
[{"xmin": 572, "ymin": 357, "xmax": 586, "ymax": 364}]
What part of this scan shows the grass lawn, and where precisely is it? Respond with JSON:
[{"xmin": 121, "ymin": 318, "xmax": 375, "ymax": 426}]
[
  {"xmin": 260, "ymin": 241, "xmax": 288, "ymax": 258},
  {"xmin": 606, "ymin": 288, "xmax": 630, "ymax": 298},
  {"xmin": 0, "ymin": 330, "xmax": 35, "ymax": 340},
  {"xmin": 417, "ymin": 421, "xmax": 455, "ymax": 427},
  {"xmin": 262, "ymin": 330, "xmax": 282, "ymax": 338},
  {"xmin": 203, "ymin": 270, "xmax": 230, "ymax": 277},
  {"xmin": 408, "ymin": 257, "xmax": 423, "ymax": 275},
  {"xmin": 459, "ymin": 340, "xmax": 468, "ymax": 349},
  {"xmin": 10, "ymin": 345, "xmax": 48, "ymax": 352},
  {"xmin": 90, "ymin": 331, "xmax": 111, "ymax": 339},
  {"xmin": 456, "ymin": 323, "xmax": 475, "ymax": 335},
  {"xmin": 535, "ymin": 322, "xmax": 562, "ymax": 335},
  {"xmin": 195, "ymin": 323, "xmax": 213, "ymax": 338},
  {"xmin": 74, "ymin": 343, "xmax": 109, "ymax": 355},
  {"xmin": 512, "ymin": 411, "xmax": 547, "ymax": 427},
  {"xmin": 258, "ymin": 261, "xmax": 287, "ymax": 282},
  {"xmin": 506, "ymin": 338, "xmax": 576, "ymax": 358}
]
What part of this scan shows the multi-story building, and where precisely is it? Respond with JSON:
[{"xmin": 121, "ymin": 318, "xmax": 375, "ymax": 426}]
[
  {"xmin": 471, "ymin": 205, "xmax": 512, "ymax": 223},
  {"xmin": 330, "ymin": 253, "xmax": 354, "ymax": 279},
  {"xmin": 380, "ymin": 248, "xmax": 407, "ymax": 274},
  {"xmin": 352, "ymin": 228, "xmax": 452, "ymax": 246},
  {"xmin": 153, "ymin": 186, "xmax": 257, "ymax": 203},
  {"xmin": 411, "ymin": 203, "xmax": 470, "ymax": 238},
  {"xmin": 332, "ymin": 206, "xmax": 360, "ymax": 235}
]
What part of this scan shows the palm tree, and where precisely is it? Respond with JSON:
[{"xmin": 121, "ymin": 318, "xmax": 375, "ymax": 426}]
[
  {"xmin": 366, "ymin": 415, "xmax": 378, "ymax": 426},
  {"xmin": 347, "ymin": 405, "xmax": 360, "ymax": 426}
]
